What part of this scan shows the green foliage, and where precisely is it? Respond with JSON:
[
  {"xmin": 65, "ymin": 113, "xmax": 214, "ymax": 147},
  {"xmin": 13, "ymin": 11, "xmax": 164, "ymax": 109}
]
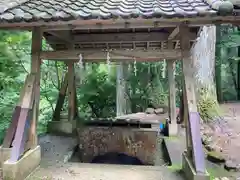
[
  {"xmin": 197, "ymin": 88, "xmax": 221, "ymax": 122},
  {"xmin": 78, "ymin": 65, "xmax": 116, "ymax": 118},
  {"xmin": 215, "ymin": 25, "xmax": 240, "ymax": 102}
]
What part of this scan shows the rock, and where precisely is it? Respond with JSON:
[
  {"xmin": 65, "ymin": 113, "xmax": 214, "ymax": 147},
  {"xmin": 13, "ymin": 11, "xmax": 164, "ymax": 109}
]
[
  {"xmin": 205, "ymin": 144, "xmax": 214, "ymax": 151},
  {"xmin": 221, "ymin": 177, "xmax": 230, "ymax": 180},
  {"xmin": 207, "ymin": 151, "xmax": 225, "ymax": 164},
  {"xmin": 224, "ymin": 160, "xmax": 240, "ymax": 171},
  {"xmin": 145, "ymin": 108, "xmax": 154, "ymax": 114},
  {"xmin": 154, "ymin": 108, "xmax": 164, "ymax": 114},
  {"xmin": 202, "ymin": 134, "xmax": 213, "ymax": 145}
]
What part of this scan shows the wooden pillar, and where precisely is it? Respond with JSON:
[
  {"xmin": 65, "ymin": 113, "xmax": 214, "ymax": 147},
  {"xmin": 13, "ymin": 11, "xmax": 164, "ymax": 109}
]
[
  {"xmin": 67, "ymin": 62, "xmax": 76, "ymax": 121},
  {"xmin": 52, "ymin": 72, "xmax": 68, "ymax": 121},
  {"xmin": 180, "ymin": 25, "xmax": 206, "ymax": 174},
  {"xmin": 29, "ymin": 27, "xmax": 42, "ymax": 148},
  {"xmin": 180, "ymin": 25, "xmax": 193, "ymax": 155},
  {"xmin": 167, "ymin": 59, "xmax": 178, "ymax": 135}
]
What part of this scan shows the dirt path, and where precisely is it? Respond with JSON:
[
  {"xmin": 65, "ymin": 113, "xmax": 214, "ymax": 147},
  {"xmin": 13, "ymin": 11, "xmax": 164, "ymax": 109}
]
[
  {"xmin": 215, "ymin": 103, "xmax": 240, "ymax": 163},
  {"xmin": 28, "ymin": 163, "xmax": 183, "ymax": 180},
  {"xmin": 200, "ymin": 103, "xmax": 240, "ymax": 179}
]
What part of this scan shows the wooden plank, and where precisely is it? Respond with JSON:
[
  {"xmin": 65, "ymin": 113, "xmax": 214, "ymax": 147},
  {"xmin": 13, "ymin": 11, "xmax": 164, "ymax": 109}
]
[
  {"xmin": 52, "ymin": 72, "xmax": 68, "ymax": 121},
  {"xmin": 46, "ymin": 31, "xmax": 197, "ymax": 44},
  {"xmin": 28, "ymin": 27, "xmax": 42, "ymax": 148},
  {"xmin": 167, "ymin": 59, "xmax": 176, "ymax": 124},
  {"xmin": 10, "ymin": 108, "xmax": 30, "ymax": 162},
  {"xmin": 2, "ymin": 106, "xmax": 21, "ymax": 148},
  {"xmin": 40, "ymin": 49, "xmax": 183, "ymax": 61},
  {"xmin": 189, "ymin": 112, "xmax": 206, "ymax": 173},
  {"xmin": 67, "ymin": 62, "xmax": 75, "ymax": 121}
]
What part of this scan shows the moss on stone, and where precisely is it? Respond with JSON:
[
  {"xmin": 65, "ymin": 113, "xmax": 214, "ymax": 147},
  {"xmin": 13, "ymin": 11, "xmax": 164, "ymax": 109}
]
[{"xmin": 207, "ymin": 151, "xmax": 225, "ymax": 163}]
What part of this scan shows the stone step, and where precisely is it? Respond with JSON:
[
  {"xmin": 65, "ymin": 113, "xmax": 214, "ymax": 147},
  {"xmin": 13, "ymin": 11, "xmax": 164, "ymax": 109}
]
[
  {"xmin": 162, "ymin": 136, "xmax": 186, "ymax": 165},
  {"xmin": 154, "ymin": 136, "xmax": 166, "ymax": 166}
]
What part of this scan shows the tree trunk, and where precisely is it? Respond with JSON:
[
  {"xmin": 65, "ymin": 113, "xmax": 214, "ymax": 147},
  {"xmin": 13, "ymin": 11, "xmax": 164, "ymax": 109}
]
[
  {"xmin": 215, "ymin": 26, "xmax": 223, "ymax": 102},
  {"xmin": 238, "ymin": 44, "xmax": 240, "ymax": 100},
  {"xmin": 191, "ymin": 26, "xmax": 217, "ymax": 99},
  {"xmin": 116, "ymin": 63, "xmax": 128, "ymax": 116}
]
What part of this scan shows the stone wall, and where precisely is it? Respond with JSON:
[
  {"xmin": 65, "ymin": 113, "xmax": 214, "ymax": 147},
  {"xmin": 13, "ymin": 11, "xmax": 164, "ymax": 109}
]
[{"xmin": 77, "ymin": 127, "xmax": 157, "ymax": 165}]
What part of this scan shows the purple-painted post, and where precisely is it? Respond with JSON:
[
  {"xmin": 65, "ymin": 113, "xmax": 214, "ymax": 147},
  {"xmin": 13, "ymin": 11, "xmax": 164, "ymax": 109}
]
[{"xmin": 189, "ymin": 112, "xmax": 206, "ymax": 173}]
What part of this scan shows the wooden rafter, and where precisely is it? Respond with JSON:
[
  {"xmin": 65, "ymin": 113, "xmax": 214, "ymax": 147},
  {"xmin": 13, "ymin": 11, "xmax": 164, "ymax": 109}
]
[
  {"xmin": 45, "ymin": 31, "xmax": 197, "ymax": 44},
  {"xmin": 40, "ymin": 49, "xmax": 183, "ymax": 61}
]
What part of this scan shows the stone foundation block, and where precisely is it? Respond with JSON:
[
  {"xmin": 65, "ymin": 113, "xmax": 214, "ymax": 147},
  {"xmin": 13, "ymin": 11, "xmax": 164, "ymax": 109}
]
[
  {"xmin": 168, "ymin": 123, "xmax": 178, "ymax": 136},
  {"xmin": 182, "ymin": 151, "xmax": 210, "ymax": 180},
  {"xmin": 3, "ymin": 145, "xmax": 41, "ymax": 180},
  {"xmin": 0, "ymin": 147, "xmax": 11, "ymax": 168},
  {"xmin": 47, "ymin": 120, "xmax": 76, "ymax": 135}
]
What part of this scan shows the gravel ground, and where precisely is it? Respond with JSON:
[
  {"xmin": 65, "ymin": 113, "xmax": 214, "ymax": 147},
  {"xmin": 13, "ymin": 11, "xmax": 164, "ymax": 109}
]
[{"xmin": 27, "ymin": 163, "xmax": 183, "ymax": 180}]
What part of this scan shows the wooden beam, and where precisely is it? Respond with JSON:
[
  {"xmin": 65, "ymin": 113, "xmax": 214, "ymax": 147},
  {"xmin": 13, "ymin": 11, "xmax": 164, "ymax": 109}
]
[
  {"xmin": 167, "ymin": 59, "xmax": 177, "ymax": 124},
  {"xmin": 45, "ymin": 31, "xmax": 196, "ymax": 44},
  {"xmin": 0, "ymin": 16, "xmax": 238, "ymax": 30},
  {"xmin": 28, "ymin": 27, "xmax": 42, "ymax": 149},
  {"xmin": 47, "ymin": 31, "xmax": 72, "ymax": 43},
  {"xmin": 52, "ymin": 72, "xmax": 68, "ymax": 121},
  {"xmin": 67, "ymin": 62, "xmax": 76, "ymax": 121},
  {"xmin": 168, "ymin": 27, "xmax": 180, "ymax": 40},
  {"xmin": 40, "ymin": 49, "xmax": 183, "ymax": 61},
  {"xmin": 180, "ymin": 24, "xmax": 193, "ymax": 155},
  {"xmin": 180, "ymin": 24, "xmax": 206, "ymax": 173}
]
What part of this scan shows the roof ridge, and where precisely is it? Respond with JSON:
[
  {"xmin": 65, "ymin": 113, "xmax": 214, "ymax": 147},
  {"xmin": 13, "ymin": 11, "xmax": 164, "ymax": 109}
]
[
  {"xmin": 204, "ymin": 0, "xmax": 234, "ymax": 14},
  {"xmin": 0, "ymin": 0, "xmax": 30, "ymax": 14}
]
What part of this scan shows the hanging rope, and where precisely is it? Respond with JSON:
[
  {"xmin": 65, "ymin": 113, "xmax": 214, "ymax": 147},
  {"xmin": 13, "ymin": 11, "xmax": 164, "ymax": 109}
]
[
  {"xmin": 106, "ymin": 51, "xmax": 111, "ymax": 78},
  {"xmin": 162, "ymin": 59, "xmax": 166, "ymax": 78},
  {"xmin": 134, "ymin": 58, "xmax": 137, "ymax": 76},
  {"xmin": 78, "ymin": 53, "xmax": 83, "ymax": 69}
]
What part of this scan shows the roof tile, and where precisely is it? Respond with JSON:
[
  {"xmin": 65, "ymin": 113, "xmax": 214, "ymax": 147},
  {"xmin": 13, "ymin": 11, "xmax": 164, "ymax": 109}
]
[{"xmin": 0, "ymin": 0, "xmax": 237, "ymax": 23}]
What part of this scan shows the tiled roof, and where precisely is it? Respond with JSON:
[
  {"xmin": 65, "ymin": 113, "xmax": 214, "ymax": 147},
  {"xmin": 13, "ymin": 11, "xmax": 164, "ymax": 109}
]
[{"xmin": 0, "ymin": 0, "xmax": 238, "ymax": 23}]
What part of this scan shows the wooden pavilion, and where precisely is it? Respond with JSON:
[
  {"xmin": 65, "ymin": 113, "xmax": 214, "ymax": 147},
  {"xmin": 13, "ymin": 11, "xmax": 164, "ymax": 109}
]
[{"xmin": 0, "ymin": 0, "xmax": 239, "ymax": 179}]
